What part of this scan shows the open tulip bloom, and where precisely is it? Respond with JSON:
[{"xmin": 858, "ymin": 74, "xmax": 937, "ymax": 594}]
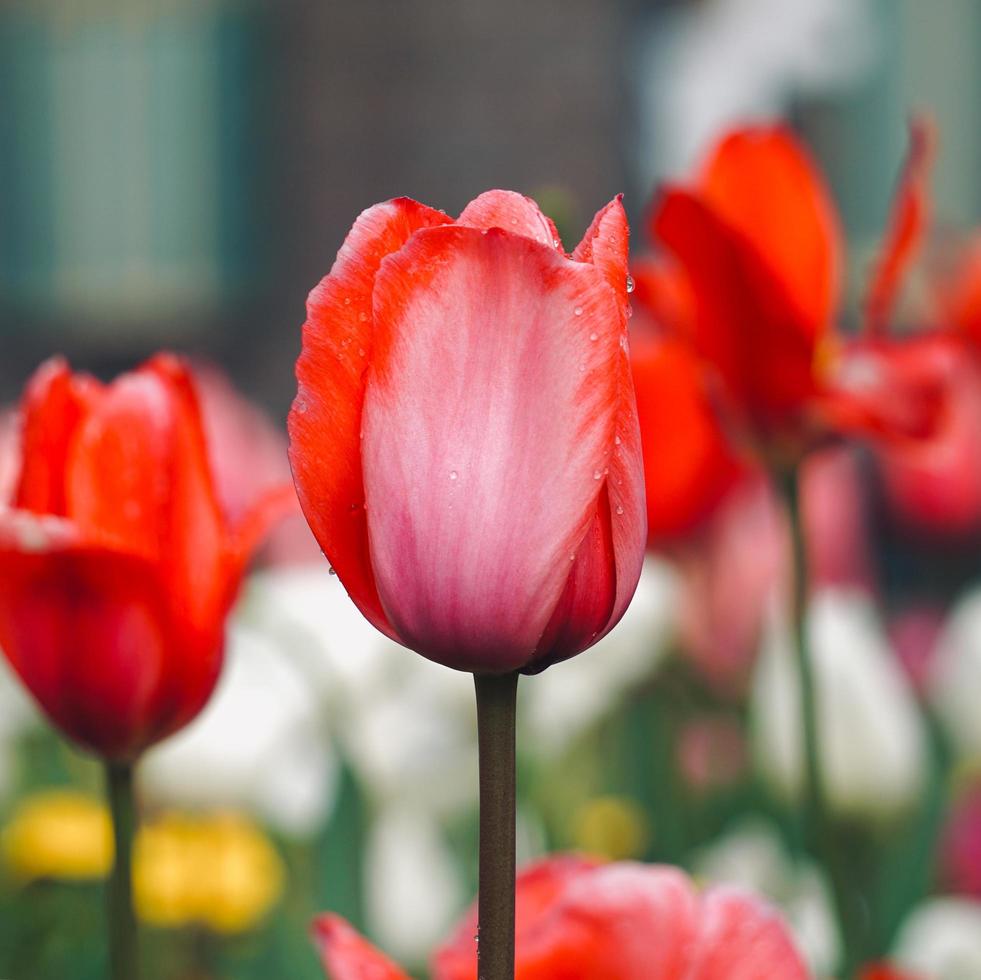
[
  {"xmin": 314, "ymin": 855, "xmax": 810, "ymax": 980},
  {"xmin": 0, "ymin": 353, "xmax": 291, "ymax": 980},
  {"xmin": 290, "ymin": 190, "xmax": 646, "ymax": 977}
]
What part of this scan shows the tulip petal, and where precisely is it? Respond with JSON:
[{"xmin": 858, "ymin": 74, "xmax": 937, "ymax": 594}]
[
  {"xmin": 458, "ymin": 190, "xmax": 562, "ymax": 251},
  {"xmin": 65, "ymin": 355, "xmax": 230, "ymax": 633},
  {"xmin": 653, "ymin": 189, "xmax": 817, "ymax": 429},
  {"xmin": 312, "ymin": 914, "xmax": 412, "ymax": 980},
  {"xmin": 572, "ymin": 196, "xmax": 630, "ymax": 313},
  {"xmin": 631, "ymin": 332, "xmax": 744, "ymax": 544},
  {"xmin": 290, "ymin": 198, "xmax": 452, "ymax": 640},
  {"xmin": 0, "ymin": 512, "xmax": 176, "ymax": 758},
  {"xmin": 14, "ymin": 358, "xmax": 101, "ymax": 516},
  {"xmin": 689, "ymin": 886, "xmax": 809, "ymax": 980},
  {"xmin": 697, "ymin": 125, "xmax": 842, "ymax": 339},
  {"xmin": 362, "ymin": 225, "xmax": 622, "ymax": 672},
  {"xmin": 864, "ymin": 117, "xmax": 936, "ymax": 334}
]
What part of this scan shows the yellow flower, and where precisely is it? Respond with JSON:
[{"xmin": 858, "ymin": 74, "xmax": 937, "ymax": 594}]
[
  {"xmin": 134, "ymin": 812, "xmax": 284, "ymax": 934},
  {"xmin": 2, "ymin": 790, "xmax": 113, "ymax": 882},
  {"xmin": 570, "ymin": 795, "xmax": 649, "ymax": 861}
]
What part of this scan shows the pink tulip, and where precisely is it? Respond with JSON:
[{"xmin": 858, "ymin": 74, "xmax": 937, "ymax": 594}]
[{"xmin": 289, "ymin": 191, "xmax": 646, "ymax": 673}]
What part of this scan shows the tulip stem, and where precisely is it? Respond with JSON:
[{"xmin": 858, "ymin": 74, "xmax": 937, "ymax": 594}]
[
  {"xmin": 105, "ymin": 761, "xmax": 139, "ymax": 980},
  {"xmin": 781, "ymin": 466, "xmax": 862, "ymax": 975},
  {"xmin": 474, "ymin": 671, "xmax": 518, "ymax": 980}
]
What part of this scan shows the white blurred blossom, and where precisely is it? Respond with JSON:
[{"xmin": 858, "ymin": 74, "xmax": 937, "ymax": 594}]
[
  {"xmin": 521, "ymin": 558, "xmax": 678, "ymax": 756},
  {"xmin": 752, "ymin": 590, "xmax": 927, "ymax": 821},
  {"xmin": 892, "ymin": 897, "xmax": 981, "ymax": 979},
  {"xmin": 364, "ymin": 807, "xmax": 466, "ymax": 966},
  {"xmin": 930, "ymin": 590, "xmax": 981, "ymax": 760},
  {"xmin": 633, "ymin": 0, "xmax": 879, "ymax": 183},
  {"xmin": 693, "ymin": 818, "xmax": 839, "ymax": 977},
  {"xmin": 140, "ymin": 619, "xmax": 337, "ymax": 838}
]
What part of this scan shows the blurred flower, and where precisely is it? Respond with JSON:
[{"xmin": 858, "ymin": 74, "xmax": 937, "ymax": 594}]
[
  {"xmin": 752, "ymin": 590, "xmax": 927, "ymax": 820},
  {"xmin": 858, "ymin": 965, "xmax": 924, "ymax": 980},
  {"xmin": 693, "ymin": 817, "xmax": 840, "ymax": 977},
  {"xmin": 139, "ymin": 616, "xmax": 337, "ymax": 839},
  {"xmin": 569, "ymin": 796, "xmax": 649, "ymax": 860},
  {"xmin": 134, "ymin": 811, "xmax": 283, "ymax": 934},
  {"xmin": 289, "ymin": 191, "xmax": 645, "ymax": 674},
  {"xmin": 316, "ymin": 855, "xmax": 808, "ymax": 979},
  {"xmin": 363, "ymin": 807, "xmax": 466, "ymax": 966},
  {"xmin": 676, "ymin": 716, "xmax": 748, "ymax": 794},
  {"xmin": 930, "ymin": 589, "xmax": 981, "ymax": 759},
  {"xmin": 0, "ymin": 354, "xmax": 292, "ymax": 758},
  {"xmin": 2, "ymin": 790, "xmax": 112, "ymax": 882},
  {"xmin": 646, "ymin": 121, "xmax": 946, "ymax": 465},
  {"xmin": 891, "ymin": 897, "xmax": 981, "ymax": 979},
  {"xmin": 940, "ymin": 783, "xmax": 981, "ymax": 899}
]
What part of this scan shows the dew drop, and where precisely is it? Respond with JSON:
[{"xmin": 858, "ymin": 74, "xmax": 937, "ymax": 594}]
[
  {"xmin": 358, "ymin": 348, "xmax": 366, "ymax": 357},
  {"xmin": 589, "ymin": 331, "xmax": 598, "ymax": 341},
  {"xmin": 358, "ymin": 311, "xmax": 368, "ymax": 322},
  {"xmin": 553, "ymin": 238, "xmax": 561, "ymax": 248},
  {"xmin": 328, "ymin": 566, "xmax": 336, "ymax": 576},
  {"xmin": 593, "ymin": 469, "xmax": 602, "ymax": 480},
  {"xmin": 614, "ymin": 434, "xmax": 621, "ymax": 445},
  {"xmin": 616, "ymin": 505, "xmax": 624, "ymax": 515},
  {"xmin": 625, "ymin": 274, "xmax": 635, "ymax": 294},
  {"xmin": 626, "ymin": 305, "xmax": 634, "ymax": 320},
  {"xmin": 574, "ymin": 306, "xmax": 583, "ymax": 316},
  {"xmin": 343, "ymin": 297, "xmax": 351, "ymax": 305},
  {"xmin": 449, "ymin": 470, "xmax": 458, "ymax": 481},
  {"xmin": 510, "ymin": 217, "xmax": 518, "ymax": 225},
  {"xmin": 296, "ymin": 398, "xmax": 308, "ymax": 415}
]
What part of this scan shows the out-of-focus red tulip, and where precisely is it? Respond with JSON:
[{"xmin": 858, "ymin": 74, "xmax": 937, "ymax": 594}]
[
  {"xmin": 647, "ymin": 121, "xmax": 943, "ymax": 462},
  {"xmin": 289, "ymin": 191, "xmax": 646, "ymax": 674},
  {"xmin": 858, "ymin": 964, "xmax": 924, "ymax": 980},
  {"xmin": 314, "ymin": 855, "xmax": 808, "ymax": 980},
  {"xmin": 0, "ymin": 355, "xmax": 291, "ymax": 760},
  {"xmin": 630, "ymin": 329, "xmax": 746, "ymax": 545}
]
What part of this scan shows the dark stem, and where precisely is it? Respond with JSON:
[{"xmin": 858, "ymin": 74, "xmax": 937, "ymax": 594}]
[
  {"xmin": 780, "ymin": 466, "xmax": 863, "ymax": 976},
  {"xmin": 105, "ymin": 761, "xmax": 139, "ymax": 980},
  {"xmin": 474, "ymin": 671, "xmax": 518, "ymax": 980}
]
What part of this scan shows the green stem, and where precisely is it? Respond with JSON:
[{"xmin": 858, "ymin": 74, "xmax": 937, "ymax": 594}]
[
  {"xmin": 780, "ymin": 467, "xmax": 863, "ymax": 977},
  {"xmin": 105, "ymin": 761, "xmax": 139, "ymax": 980},
  {"xmin": 474, "ymin": 671, "xmax": 518, "ymax": 980}
]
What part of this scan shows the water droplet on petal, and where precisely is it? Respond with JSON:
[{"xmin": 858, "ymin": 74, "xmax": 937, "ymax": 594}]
[
  {"xmin": 616, "ymin": 505, "xmax": 624, "ymax": 515},
  {"xmin": 589, "ymin": 332, "xmax": 598, "ymax": 341},
  {"xmin": 625, "ymin": 274, "xmax": 635, "ymax": 294},
  {"xmin": 574, "ymin": 306, "xmax": 583, "ymax": 316},
  {"xmin": 449, "ymin": 470, "xmax": 458, "ymax": 481},
  {"xmin": 626, "ymin": 305, "xmax": 634, "ymax": 320},
  {"xmin": 553, "ymin": 238, "xmax": 561, "ymax": 248},
  {"xmin": 343, "ymin": 297, "xmax": 351, "ymax": 305},
  {"xmin": 614, "ymin": 434, "xmax": 621, "ymax": 445},
  {"xmin": 296, "ymin": 398, "xmax": 308, "ymax": 414},
  {"xmin": 358, "ymin": 348, "xmax": 366, "ymax": 357},
  {"xmin": 328, "ymin": 566, "xmax": 336, "ymax": 575},
  {"xmin": 358, "ymin": 312, "xmax": 368, "ymax": 322},
  {"xmin": 510, "ymin": 217, "xmax": 518, "ymax": 225},
  {"xmin": 593, "ymin": 469, "xmax": 602, "ymax": 480}
]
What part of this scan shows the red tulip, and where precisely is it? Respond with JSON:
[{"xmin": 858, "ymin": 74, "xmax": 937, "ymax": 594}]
[
  {"xmin": 647, "ymin": 120, "xmax": 942, "ymax": 461},
  {"xmin": 0, "ymin": 355, "xmax": 291, "ymax": 759},
  {"xmin": 314, "ymin": 855, "xmax": 808, "ymax": 980},
  {"xmin": 289, "ymin": 191, "xmax": 646, "ymax": 674},
  {"xmin": 858, "ymin": 965, "xmax": 924, "ymax": 980}
]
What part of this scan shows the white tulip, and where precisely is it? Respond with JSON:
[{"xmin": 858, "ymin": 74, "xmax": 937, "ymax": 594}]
[
  {"xmin": 930, "ymin": 590, "xmax": 981, "ymax": 760},
  {"xmin": 752, "ymin": 589, "xmax": 927, "ymax": 821},
  {"xmin": 892, "ymin": 897, "xmax": 981, "ymax": 979}
]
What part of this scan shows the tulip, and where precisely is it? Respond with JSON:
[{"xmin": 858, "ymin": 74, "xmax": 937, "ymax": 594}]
[
  {"xmin": 0, "ymin": 354, "xmax": 289, "ymax": 760},
  {"xmin": 0, "ymin": 353, "xmax": 291, "ymax": 980},
  {"xmin": 290, "ymin": 191, "xmax": 646, "ymax": 978},
  {"xmin": 288, "ymin": 190, "xmax": 645, "ymax": 675},
  {"xmin": 314, "ymin": 855, "xmax": 809, "ymax": 980},
  {"xmin": 891, "ymin": 898, "xmax": 981, "ymax": 979}
]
